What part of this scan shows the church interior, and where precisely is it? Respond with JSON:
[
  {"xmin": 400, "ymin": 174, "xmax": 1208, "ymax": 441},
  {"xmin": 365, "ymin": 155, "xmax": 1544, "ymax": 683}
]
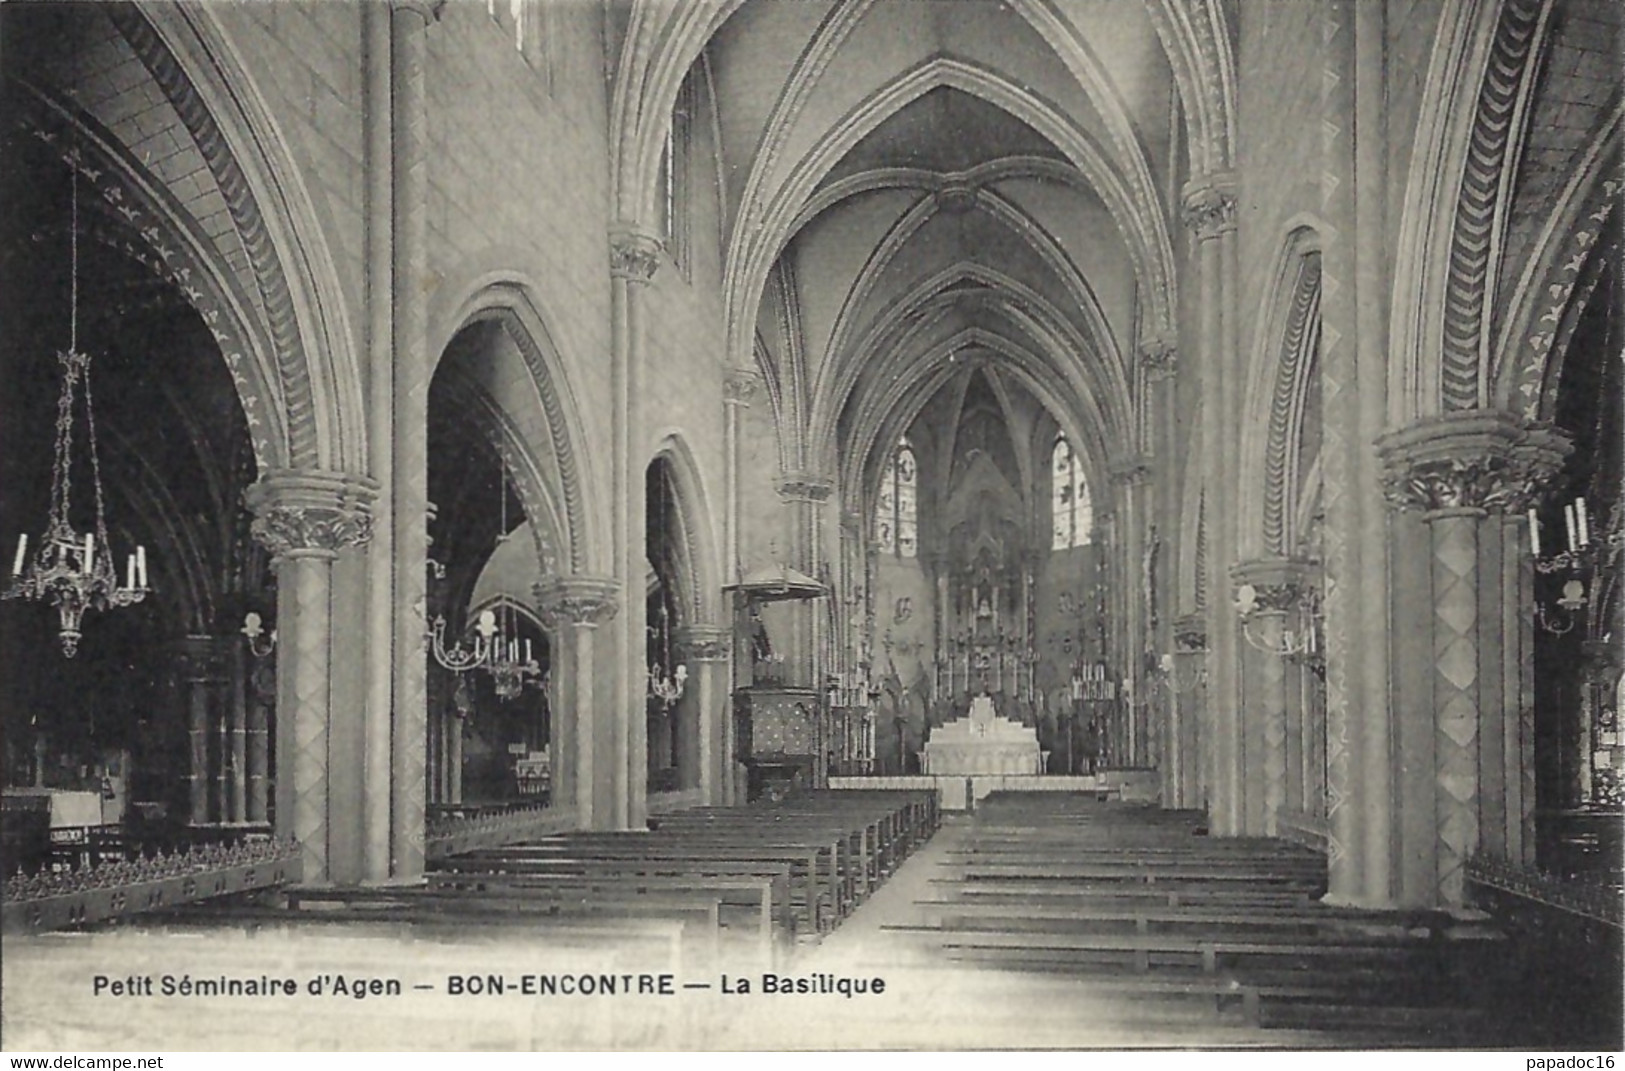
[{"xmin": 0, "ymin": 0, "xmax": 1620, "ymax": 1051}]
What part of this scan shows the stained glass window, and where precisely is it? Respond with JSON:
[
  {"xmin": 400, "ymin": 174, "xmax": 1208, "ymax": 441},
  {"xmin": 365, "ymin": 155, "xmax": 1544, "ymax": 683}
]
[
  {"xmin": 876, "ymin": 438, "xmax": 917, "ymax": 558},
  {"xmin": 1051, "ymin": 436, "xmax": 1093, "ymax": 550}
]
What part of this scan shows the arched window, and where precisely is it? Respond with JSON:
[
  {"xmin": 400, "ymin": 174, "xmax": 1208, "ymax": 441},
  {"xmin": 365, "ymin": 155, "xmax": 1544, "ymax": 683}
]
[
  {"xmin": 1051, "ymin": 436, "xmax": 1092, "ymax": 550},
  {"xmin": 876, "ymin": 438, "xmax": 918, "ymax": 558}
]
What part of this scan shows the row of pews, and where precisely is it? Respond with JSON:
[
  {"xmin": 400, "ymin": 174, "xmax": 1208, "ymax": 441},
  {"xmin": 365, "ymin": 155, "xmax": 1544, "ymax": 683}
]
[
  {"xmin": 278, "ymin": 790, "xmax": 937, "ymax": 971},
  {"xmin": 891, "ymin": 793, "xmax": 1510, "ymax": 1046}
]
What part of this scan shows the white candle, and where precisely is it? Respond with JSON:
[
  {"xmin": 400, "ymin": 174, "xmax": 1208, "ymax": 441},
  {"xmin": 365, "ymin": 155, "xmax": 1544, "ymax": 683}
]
[
  {"xmin": 84, "ymin": 532, "xmax": 94, "ymax": 571},
  {"xmin": 1577, "ymin": 497, "xmax": 1590, "ymax": 546},
  {"xmin": 12, "ymin": 533, "xmax": 26, "ymax": 576},
  {"xmin": 1528, "ymin": 509, "xmax": 1541, "ymax": 557},
  {"xmin": 136, "ymin": 545, "xmax": 147, "ymax": 588},
  {"xmin": 524, "ymin": 639, "xmax": 532, "ymax": 663},
  {"xmin": 126, "ymin": 554, "xmax": 135, "ymax": 590},
  {"xmin": 1565, "ymin": 505, "xmax": 1577, "ymax": 553}
]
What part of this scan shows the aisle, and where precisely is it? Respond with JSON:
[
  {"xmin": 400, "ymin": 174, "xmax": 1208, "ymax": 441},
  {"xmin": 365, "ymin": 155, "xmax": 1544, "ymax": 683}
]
[{"xmin": 739, "ymin": 812, "xmax": 1326, "ymax": 1050}]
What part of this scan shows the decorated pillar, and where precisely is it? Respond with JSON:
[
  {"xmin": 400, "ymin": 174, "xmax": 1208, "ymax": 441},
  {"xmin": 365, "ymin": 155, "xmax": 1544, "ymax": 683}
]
[
  {"xmin": 537, "ymin": 575, "xmax": 620, "ymax": 829},
  {"xmin": 383, "ymin": 0, "xmax": 444, "ymax": 883},
  {"xmin": 1231, "ymin": 558, "xmax": 1317, "ymax": 836},
  {"xmin": 174, "ymin": 636, "xmax": 230, "ymax": 826},
  {"xmin": 678, "ymin": 624, "xmax": 730, "ymax": 804},
  {"xmin": 775, "ymin": 471, "xmax": 834, "ymax": 688},
  {"xmin": 1110, "ymin": 456, "xmax": 1151, "ymax": 766},
  {"xmin": 1169, "ymin": 615, "xmax": 1209, "ymax": 810},
  {"xmin": 1140, "ymin": 339, "xmax": 1178, "ymax": 799},
  {"xmin": 610, "ymin": 228, "xmax": 661, "ymax": 829},
  {"xmin": 1182, "ymin": 176, "xmax": 1241, "ymax": 834},
  {"xmin": 722, "ymin": 368, "xmax": 758, "ymax": 807},
  {"xmin": 1378, "ymin": 410, "xmax": 1568, "ymax": 907},
  {"xmin": 244, "ymin": 470, "xmax": 375, "ymax": 883},
  {"xmin": 246, "ymin": 654, "xmax": 273, "ymax": 824}
]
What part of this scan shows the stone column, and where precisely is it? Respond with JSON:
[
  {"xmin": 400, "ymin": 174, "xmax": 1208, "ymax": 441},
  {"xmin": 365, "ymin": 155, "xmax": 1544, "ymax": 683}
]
[
  {"xmin": 538, "ymin": 576, "xmax": 620, "ymax": 828},
  {"xmin": 1110, "ymin": 456, "xmax": 1151, "ymax": 766},
  {"xmin": 1182, "ymin": 177, "xmax": 1242, "ymax": 834},
  {"xmin": 678, "ymin": 624, "xmax": 730, "ymax": 804},
  {"xmin": 385, "ymin": 0, "xmax": 443, "ymax": 884},
  {"xmin": 175, "ymin": 636, "xmax": 229, "ymax": 826},
  {"xmin": 246, "ymin": 657, "xmax": 273, "ymax": 824},
  {"xmin": 610, "ymin": 228, "xmax": 661, "ymax": 829},
  {"xmin": 227, "ymin": 641, "xmax": 248, "ymax": 823},
  {"xmin": 1170, "ymin": 616, "xmax": 1209, "ymax": 810},
  {"xmin": 723, "ymin": 368, "xmax": 758, "ymax": 807},
  {"xmin": 775, "ymin": 472, "xmax": 834, "ymax": 688},
  {"xmin": 1231, "ymin": 558, "xmax": 1316, "ymax": 836},
  {"xmin": 1378, "ymin": 411, "xmax": 1568, "ymax": 907},
  {"xmin": 245, "ymin": 471, "xmax": 375, "ymax": 883},
  {"xmin": 1141, "ymin": 339, "xmax": 1178, "ymax": 801}
]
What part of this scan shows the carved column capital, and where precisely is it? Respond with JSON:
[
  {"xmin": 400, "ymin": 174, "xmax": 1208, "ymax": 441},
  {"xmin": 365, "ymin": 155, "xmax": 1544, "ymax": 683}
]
[
  {"xmin": 776, "ymin": 471, "xmax": 834, "ymax": 503},
  {"xmin": 1231, "ymin": 556, "xmax": 1319, "ymax": 613},
  {"xmin": 1376, "ymin": 411, "xmax": 1571, "ymax": 515},
  {"xmin": 390, "ymin": 0, "xmax": 446, "ymax": 25},
  {"xmin": 173, "ymin": 634, "xmax": 233, "ymax": 681},
  {"xmin": 676, "ymin": 623, "xmax": 731, "ymax": 662},
  {"xmin": 609, "ymin": 225, "xmax": 663, "ymax": 283},
  {"xmin": 1173, "ymin": 613, "xmax": 1209, "ymax": 652},
  {"xmin": 1110, "ymin": 455, "xmax": 1153, "ymax": 486},
  {"xmin": 1139, "ymin": 336, "xmax": 1179, "ymax": 380},
  {"xmin": 1181, "ymin": 175, "xmax": 1237, "ymax": 241},
  {"xmin": 723, "ymin": 366, "xmax": 760, "ymax": 406},
  {"xmin": 244, "ymin": 470, "xmax": 378, "ymax": 559},
  {"xmin": 534, "ymin": 575, "xmax": 620, "ymax": 628}
]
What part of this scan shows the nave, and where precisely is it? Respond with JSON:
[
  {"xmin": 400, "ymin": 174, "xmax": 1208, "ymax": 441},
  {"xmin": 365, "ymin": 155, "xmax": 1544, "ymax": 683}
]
[{"xmin": 8, "ymin": 789, "xmax": 1613, "ymax": 1050}]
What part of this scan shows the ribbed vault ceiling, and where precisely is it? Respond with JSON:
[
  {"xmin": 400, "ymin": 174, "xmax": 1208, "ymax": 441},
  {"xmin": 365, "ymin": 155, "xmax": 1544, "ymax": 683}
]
[{"xmin": 693, "ymin": 0, "xmax": 1180, "ymax": 491}]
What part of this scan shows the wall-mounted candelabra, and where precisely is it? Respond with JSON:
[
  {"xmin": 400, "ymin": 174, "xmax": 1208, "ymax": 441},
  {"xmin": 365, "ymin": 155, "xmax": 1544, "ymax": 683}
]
[
  {"xmin": 1234, "ymin": 582, "xmax": 1321, "ymax": 658},
  {"xmin": 241, "ymin": 611, "xmax": 276, "ymax": 658},
  {"xmin": 1529, "ymin": 497, "xmax": 1620, "ymax": 637}
]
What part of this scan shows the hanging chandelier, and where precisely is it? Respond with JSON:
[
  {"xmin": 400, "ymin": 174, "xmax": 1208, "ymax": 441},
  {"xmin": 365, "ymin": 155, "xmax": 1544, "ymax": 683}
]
[
  {"xmin": 428, "ymin": 464, "xmax": 542, "ymax": 700},
  {"xmin": 4, "ymin": 160, "xmax": 148, "ymax": 656}
]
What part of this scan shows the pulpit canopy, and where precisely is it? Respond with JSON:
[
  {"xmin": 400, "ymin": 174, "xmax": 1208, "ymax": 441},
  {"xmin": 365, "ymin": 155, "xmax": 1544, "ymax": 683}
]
[{"xmin": 727, "ymin": 563, "xmax": 827, "ymax": 602}]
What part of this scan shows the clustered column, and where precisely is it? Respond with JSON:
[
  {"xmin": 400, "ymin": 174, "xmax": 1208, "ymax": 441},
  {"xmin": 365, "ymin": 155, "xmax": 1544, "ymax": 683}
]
[
  {"xmin": 244, "ymin": 470, "xmax": 375, "ymax": 884},
  {"xmin": 537, "ymin": 575, "xmax": 621, "ymax": 829},
  {"xmin": 1378, "ymin": 411, "xmax": 1568, "ymax": 907}
]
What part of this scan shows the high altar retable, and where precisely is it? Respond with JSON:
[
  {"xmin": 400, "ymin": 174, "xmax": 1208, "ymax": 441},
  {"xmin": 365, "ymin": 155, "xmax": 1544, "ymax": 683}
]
[{"xmin": 922, "ymin": 693, "xmax": 1042, "ymax": 776}]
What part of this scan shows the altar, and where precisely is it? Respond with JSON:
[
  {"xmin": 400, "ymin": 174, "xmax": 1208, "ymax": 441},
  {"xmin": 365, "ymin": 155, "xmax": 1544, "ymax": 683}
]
[{"xmin": 922, "ymin": 694, "xmax": 1042, "ymax": 776}]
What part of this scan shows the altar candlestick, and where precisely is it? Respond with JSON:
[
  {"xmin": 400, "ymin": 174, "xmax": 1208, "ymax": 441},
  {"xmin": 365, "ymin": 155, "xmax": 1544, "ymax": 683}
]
[
  {"xmin": 1565, "ymin": 505, "xmax": 1577, "ymax": 553},
  {"xmin": 1528, "ymin": 509, "xmax": 1541, "ymax": 557},
  {"xmin": 12, "ymin": 533, "xmax": 26, "ymax": 576},
  {"xmin": 1577, "ymin": 497, "xmax": 1590, "ymax": 546}
]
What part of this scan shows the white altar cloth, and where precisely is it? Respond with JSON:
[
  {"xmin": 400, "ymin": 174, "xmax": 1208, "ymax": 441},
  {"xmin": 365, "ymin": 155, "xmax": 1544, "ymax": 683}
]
[{"xmin": 923, "ymin": 696, "xmax": 1042, "ymax": 776}]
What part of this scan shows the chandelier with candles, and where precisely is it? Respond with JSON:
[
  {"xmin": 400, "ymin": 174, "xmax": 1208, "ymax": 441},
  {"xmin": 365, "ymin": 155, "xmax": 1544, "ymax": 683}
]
[
  {"xmin": 4, "ymin": 160, "xmax": 148, "ymax": 656},
  {"xmin": 427, "ymin": 466, "xmax": 542, "ymax": 700}
]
